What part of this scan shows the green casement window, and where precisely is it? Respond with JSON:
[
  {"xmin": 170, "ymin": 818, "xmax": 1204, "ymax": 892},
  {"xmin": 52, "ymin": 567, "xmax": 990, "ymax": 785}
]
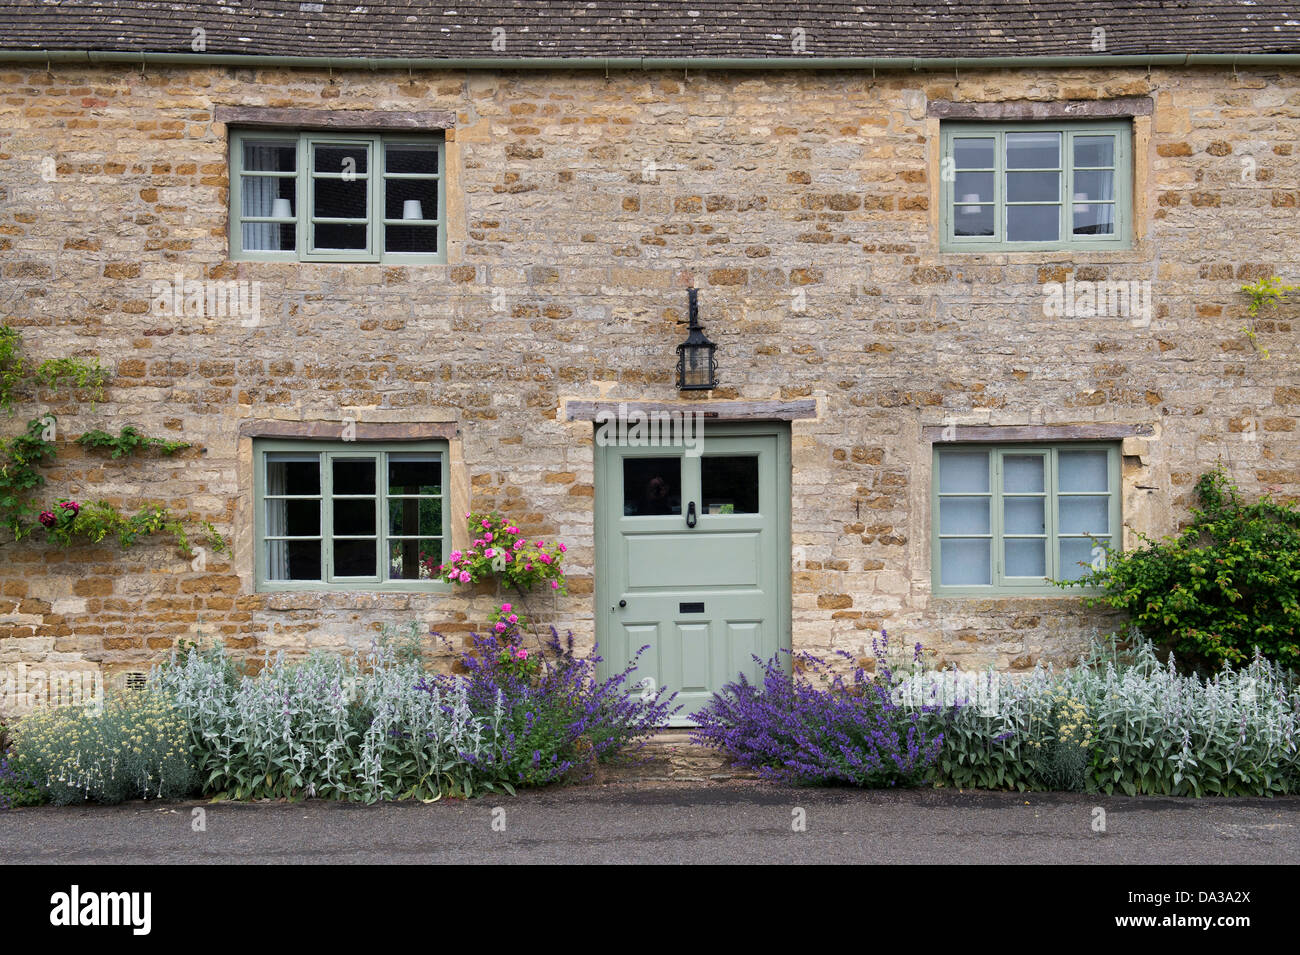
[
  {"xmin": 253, "ymin": 440, "xmax": 450, "ymax": 592},
  {"xmin": 931, "ymin": 443, "xmax": 1121, "ymax": 595},
  {"xmin": 940, "ymin": 121, "xmax": 1132, "ymax": 252},
  {"xmin": 230, "ymin": 130, "xmax": 446, "ymax": 263}
]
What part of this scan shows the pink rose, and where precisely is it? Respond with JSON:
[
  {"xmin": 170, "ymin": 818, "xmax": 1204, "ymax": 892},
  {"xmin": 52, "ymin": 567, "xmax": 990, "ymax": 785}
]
[
  {"xmin": 481, "ymin": 519, "xmax": 491, "ymax": 529},
  {"xmin": 39, "ymin": 510, "xmax": 56, "ymax": 527},
  {"xmin": 485, "ymin": 532, "xmax": 493, "ymax": 542},
  {"xmin": 494, "ymin": 622, "xmax": 506, "ymax": 633},
  {"xmin": 507, "ymin": 614, "xmax": 517, "ymax": 624},
  {"xmin": 459, "ymin": 571, "xmax": 471, "ymax": 583},
  {"xmin": 550, "ymin": 580, "xmax": 560, "ymax": 590},
  {"xmin": 485, "ymin": 548, "xmax": 495, "ymax": 557},
  {"xmin": 500, "ymin": 603, "xmax": 512, "ymax": 612},
  {"xmin": 525, "ymin": 562, "xmax": 533, "ymax": 571},
  {"xmin": 558, "ymin": 543, "xmax": 566, "ymax": 553},
  {"xmin": 516, "ymin": 649, "xmax": 528, "ymax": 660}
]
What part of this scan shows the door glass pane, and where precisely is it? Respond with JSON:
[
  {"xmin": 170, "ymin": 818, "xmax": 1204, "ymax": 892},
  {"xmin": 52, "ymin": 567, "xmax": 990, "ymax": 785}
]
[
  {"xmin": 333, "ymin": 458, "xmax": 376, "ymax": 495},
  {"xmin": 388, "ymin": 538, "xmax": 440, "ymax": 580},
  {"xmin": 1073, "ymin": 135, "xmax": 1115, "ymax": 168},
  {"xmin": 1006, "ymin": 204, "xmax": 1060, "ymax": 241},
  {"xmin": 939, "ymin": 497, "xmax": 990, "ymax": 535},
  {"xmin": 1060, "ymin": 537, "xmax": 1108, "ymax": 581},
  {"xmin": 623, "ymin": 457, "xmax": 681, "ymax": 516},
  {"xmin": 333, "ymin": 539, "xmax": 377, "ymax": 577},
  {"xmin": 953, "ymin": 137, "xmax": 995, "ymax": 168},
  {"xmin": 940, "ymin": 538, "xmax": 991, "ymax": 586},
  {"xmin": 1003, "ymin": 455, "xmax": 1044, "ymax": 493},
  {"xmin": 702, "ymin": 456, "xmax": 759, "ymax": 514},
  {"xmin": 1005, "ymin": 538, "xmax": 1047, "ymax": 577},
  {"xmin": 1006, "ymin": 132, "xmax": 1061, "ymax": 169},
  {"xmin": 1058, "ymin": 450, "xmax": 1109, "ymax": 491},
  {"xmin": 1059, "ymin": 496, "xmax": 1109, "ymax": 535},
  {"xmin": 267, "ymin": 540, "xmax": 321, "ymax": 581},
  {"xmin": 1004, "ymin": 497, "xmax": 1045, "ymax": 535},
  {"xmin": 938, "ymin": 450, "xmax": 989, "ymax": 493}
]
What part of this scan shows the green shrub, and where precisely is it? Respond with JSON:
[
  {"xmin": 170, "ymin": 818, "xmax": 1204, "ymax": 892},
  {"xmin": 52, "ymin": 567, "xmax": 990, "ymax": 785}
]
[
  {"xmin": 1064, "ymin": 468, "xmax": 1300, "ymax": 672},
  {"xmin": 11, "ymin": 691, "xmax": 199, "ymax": 805}
]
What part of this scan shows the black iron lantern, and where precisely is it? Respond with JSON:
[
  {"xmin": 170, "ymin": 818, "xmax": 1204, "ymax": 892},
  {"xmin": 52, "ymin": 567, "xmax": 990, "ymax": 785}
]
[{"xmin": 675, "ymin": 287, "xmax": 718, "ymax": 391}]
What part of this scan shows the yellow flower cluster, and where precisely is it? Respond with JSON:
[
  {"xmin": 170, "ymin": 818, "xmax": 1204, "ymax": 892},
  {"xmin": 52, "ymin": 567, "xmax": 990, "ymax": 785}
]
[
  {"xmin": 1051, "ymin": 691, "xmax": 1094, "ymax": 749},
  {"xmin": 13, "ymin": 689, "xmax": 192, "ymax": 801}
]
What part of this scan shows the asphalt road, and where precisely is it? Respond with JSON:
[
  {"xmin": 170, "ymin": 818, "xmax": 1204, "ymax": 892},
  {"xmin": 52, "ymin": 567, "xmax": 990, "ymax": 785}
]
[{"xmin": 3, "ymin": 781, "xmax": 1299, "ymax": 864}]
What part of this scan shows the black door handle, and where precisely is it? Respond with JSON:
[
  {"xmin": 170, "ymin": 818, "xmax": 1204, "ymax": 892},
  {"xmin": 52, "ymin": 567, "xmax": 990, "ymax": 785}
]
[
  {"xmin": 686, "ymin": 501, "xmax": 697, "ymax": 528},
  {"xmin": 618, "ymin": 599, "xmax": 627, "ymax": 608}
]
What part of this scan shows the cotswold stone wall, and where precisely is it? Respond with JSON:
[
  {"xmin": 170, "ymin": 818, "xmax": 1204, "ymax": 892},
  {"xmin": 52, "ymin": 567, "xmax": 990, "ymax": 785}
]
[{"xmin": 0, "ymin": 63, "xmax": 1296, "ymax": 686}]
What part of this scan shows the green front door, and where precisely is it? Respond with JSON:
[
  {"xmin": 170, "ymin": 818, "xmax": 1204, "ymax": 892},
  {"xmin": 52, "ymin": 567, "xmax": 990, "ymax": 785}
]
[{"xmin": 596, "ymin": 424, "xmax": 791, "ymax": 725}]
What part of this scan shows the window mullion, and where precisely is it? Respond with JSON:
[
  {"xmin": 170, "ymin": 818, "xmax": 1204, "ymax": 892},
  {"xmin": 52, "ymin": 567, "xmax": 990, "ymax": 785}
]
[
  {"xmin": 378, "ymin": 450, "xmax": 388, "ymax": 583},
  {"xmin": 322, "ymin": 450, "xmax": 334, "ymax": 584},
  {"xmin": 992, "ymin": 451, "xmax": 1003, "ymax": 586},
  {"xmin": 1046, "ymin": 448, "xmax": 1059, "ymax": 581}
]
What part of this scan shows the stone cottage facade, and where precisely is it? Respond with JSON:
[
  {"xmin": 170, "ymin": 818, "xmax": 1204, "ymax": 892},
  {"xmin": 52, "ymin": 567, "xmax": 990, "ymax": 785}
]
[{"xmin": 0, "ymin": 2, "xmax": 1298, "ymax": 708}]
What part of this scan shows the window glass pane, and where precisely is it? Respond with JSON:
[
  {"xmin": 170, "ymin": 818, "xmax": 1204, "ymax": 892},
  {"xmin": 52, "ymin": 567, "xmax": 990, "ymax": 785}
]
[
  {"xmin": 941, "ymin": 538, "xmax": 991, "ymax": 586},
  {"xmin": 314, "ymin": 177, "xmax": 367, "ymax": 221},
  {"xmin": 623, "ymin": 457, "xmax": 681, "ymax": 516},
  {"xmin": 1059, "ymin": 496, "xmax": 1109, "ymax": 535},
  {"xmin": 1073, "ymin": 204, "xmax": 1115, "ymax": 236},
  {"xmin": 1006, "ymin": 171, "xmax": 1060, "ymax": 203},
  {"xmin": 385, "ymin": 144, "xmax": 438, "ymax": 175},
  {"xmin": 954, "ymin": 171, "xmax": 994, "ymax": 204},
  {"xmin": 1059, "ymin": 537, "xmax": 1108, "ymax": 581},
  {"xmin": 385, "ymin": 225, "xmax": 438, "ymax": 254},
  {"xmin": 266, "ymin": 498, "xmax": 320, "ymax": 537},
  {"xmin": 953, "ymin": 137, "xmax": 995, "ymax": 168},
  {"xmin": 1006, "ymin": 132, "xmax": 1060, "ymax": 169},
  {"xmin": 939, "ymin": 497, "xmax": 990, "ymax": 535},
  {"xmin": 314, "ymin": 222, "xmax": 367, "ymax": 250},
  {"xmin": 702, "ymin": 456, "xmax": 759, "ymax": 514},
  {"xmin": 267, "ymin": 455, "xmax": 321, "ymax": 495},
  {"xmin": 314, "ymin": 144, "xmax": 369, "ymax": 175},
  {"xmin": 1005, "ymin": 538, "xmax": 1046, "ymax": 577},
  {"xmin": 333, "ymin": 498, "xmax": 376, "ymax": 536},
  {"xmin": 333, "ymin": 458, "xmax": 376, "ymax": 495},
  {"xmin": 385, "ymin": 178, "xmax": 438, "ymax": 222},
  {"xmin": 953, "ymin": 205, "xmax": 994, "ymax": 237},
  {"xmin": 1004, "ymin": 497, "xmax": 1045, "ymax": 535},
  {"xmin": 1003, "ymin": 455, "xmax": 1044, "ymax": 493},
  {"xmin": 243, "ymin": 141, "xmax": 296, "ymax": 173},
  {"xmin": 267, "ymin": 540, "xmax": 321, "ymax": 581},
  {"xmin": 1006, "ymin": 204, "xmax": 1060, "ymax": 242},
  {"xmin": 1058, "ymin": 450, "xmax": 1109, "ymax": 491},
  {"xmin": 388, "ymin": 539, "xmax": 440, "ymax": 580},
  {"xmin": 1073, "ymin": 169, "xmax": 1115, "ymax": 202},
  {"xmin": 1073, "ymin": 135, "xmax": 1115, "ymax": 167},
  {"xmin": 938, "ymin": 450, "xmax": 989, "ymax": 493},
  {"xmin": 333, "ymin": 539, "xmax": 377, "ymax": 577},
  {"xmin": 388, "ymin": 455, "xmax": 440, "ymax": 495},
  {"xmin": 388, "ymin": 497, "xmax": 442, "ymax": 537},
  {"xmin": 242, "ymin": 221, "xmax": 296, "ymax": 252}
]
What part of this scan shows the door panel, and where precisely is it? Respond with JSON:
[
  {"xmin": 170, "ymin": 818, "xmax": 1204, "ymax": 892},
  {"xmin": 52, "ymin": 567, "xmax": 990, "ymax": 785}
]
[{"xmin": 597, "ymin": 426, "xmax": 790, "ymax": 726}]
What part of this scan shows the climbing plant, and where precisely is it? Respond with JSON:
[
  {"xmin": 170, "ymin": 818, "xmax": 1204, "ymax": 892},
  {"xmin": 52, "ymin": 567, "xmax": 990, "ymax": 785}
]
[
  {"xmin": 0, "ymin": 325, "xmax": 226, "ymax": 559},
  {"xmin": 1239, "ymin": 275, "xmax": 1297, "ymax": 360}
]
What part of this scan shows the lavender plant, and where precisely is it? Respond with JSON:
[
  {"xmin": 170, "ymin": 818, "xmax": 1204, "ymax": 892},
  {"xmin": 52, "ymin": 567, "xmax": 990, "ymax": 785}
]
[
  {"xmin": 424, "ymin": 621, "xmax": 678, "ymax": 787},
  {"xmin": 690, "ymin": 632, "xmax": 954, "ymax": 787}
]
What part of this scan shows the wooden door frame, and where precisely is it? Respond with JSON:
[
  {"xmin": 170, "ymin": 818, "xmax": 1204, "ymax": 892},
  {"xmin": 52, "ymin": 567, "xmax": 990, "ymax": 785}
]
[{"xmin": 593, "ymin": 420, "xmax": 793, "ymax": 694}]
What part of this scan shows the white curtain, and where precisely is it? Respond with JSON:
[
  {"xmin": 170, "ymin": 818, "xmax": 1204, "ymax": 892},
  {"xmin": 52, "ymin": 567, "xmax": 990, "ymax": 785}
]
[
  {"xmin": 265, "ymin": 456, "xmax": 289, "ymax": 580},
  {"xmin": 244, "ymin": 144, "xmax": 284, "ymax": 251}
]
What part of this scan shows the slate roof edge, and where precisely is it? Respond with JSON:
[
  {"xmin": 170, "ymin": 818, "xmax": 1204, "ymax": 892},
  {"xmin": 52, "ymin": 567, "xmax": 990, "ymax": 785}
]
[{"xmin": 6, "ymin": 49, "xmax": 1300, "ymax": 71}]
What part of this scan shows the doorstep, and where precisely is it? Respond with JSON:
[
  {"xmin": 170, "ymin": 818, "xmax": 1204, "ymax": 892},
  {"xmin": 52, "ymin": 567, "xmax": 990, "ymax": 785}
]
[{"xmin": 586, "ymin": 729, "xmax": 758, "ymax": 785}]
